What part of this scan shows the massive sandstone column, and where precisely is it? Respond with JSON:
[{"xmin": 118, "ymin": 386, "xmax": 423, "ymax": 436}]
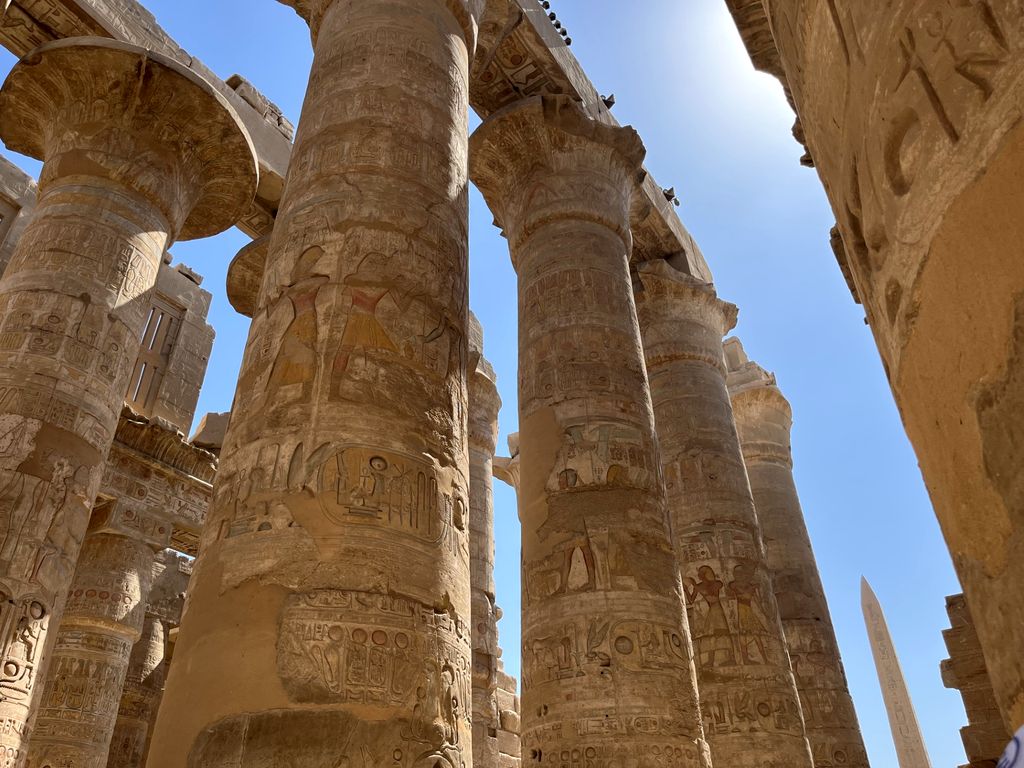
[
  {"xmin": 26, "ymin": 505, "xmax": 170, "ymax": 768},
  {"xmin": 149, "ymin": 1, "xmax": 484, "ymax": 764},
  {"xmin": 634, "ymin": 260, "xmax": 813, "ymax": 766},
  {"xmin": 467, "ymin": 315, "xmax": 503, "ymax": 768},
  {"xmin": 723, "ymin": 0, "xmax": 1024, "ymax": 730},
  {"xmin": 725, "ymin": 337, "xmax": 869, "ymax": 767},
  {"xmin": 471, "ymin": 95, "xmax": 711, "ymax": 768},
  {"xmin": 0, "ymin": 37, "xmax": 256, "ymax": 764},
  {"xmin": 106, "ymin": 612, "xmax": 167, "ymax": 768}
]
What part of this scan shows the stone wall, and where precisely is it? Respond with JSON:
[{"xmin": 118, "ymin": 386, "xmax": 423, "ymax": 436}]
[{"xmin": 943, "ymin": 593, "xmax": 1010, "ymax": 768}]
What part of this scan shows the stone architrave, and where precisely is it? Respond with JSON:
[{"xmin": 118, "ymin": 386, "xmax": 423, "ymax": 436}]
[
  {"xmin": 467, "ymin": 314, "xmax": 503, "ymax": 768},
  {"xmin": 26, "ymin": 503, "xmax": 171, "ymax": 768},
  {"xmin": 862, "ymin": 578, "xmax": 932, "ymax": 768},
  {"xmin": 722, "ymin": 0, "xmax": 1024, "ymax": 731},
  {"xmin": 634, "ymin": 260, "xmax": 813, "ymax": 766},
  {"xmin": 0, "ymin": 37, "xmax": 256, "ymax": 762},
  {"xmin": 471, "ymin": 95, "xmax": 711, "ymax": 768},
  {"xmin": 147, "ymin": 1, "xmax": 486, "ymax": 764},
  {"xmin": 726, "ymin": 338, "xmax": 869, "ymax": 767}
]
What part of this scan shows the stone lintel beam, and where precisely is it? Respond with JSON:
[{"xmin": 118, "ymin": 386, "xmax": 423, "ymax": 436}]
[
  {"xmin": 473, "ymin": 0, "xmax": 712, "ymax": 280},
  {"xmin": 0, "ymin": 0, "xmax": 712, "ymax": 270}
]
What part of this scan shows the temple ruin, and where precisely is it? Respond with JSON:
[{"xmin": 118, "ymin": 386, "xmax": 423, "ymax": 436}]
[{"xmin": 0, "ymin": 0, "xmax": 1014, "ymax": 765}]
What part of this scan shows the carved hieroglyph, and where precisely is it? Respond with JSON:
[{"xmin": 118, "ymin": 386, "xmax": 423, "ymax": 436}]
[
  {"xmin": 634, "ymin": 260, "xmax": 813, "ymax": 766},
  {"xmin": 25, "ymin": 503, "xmax": 170, "ymax": 768},
  {"xmin": 147, "ymin": 1, "xmax": 486, "ymax": 765},
  {"xmin": 471, "ymin": 95, "xmax": 711, "ymax": 768},
  {"xmin": 862, "ymin": 578, "xmax": 932, "ymax": 768},
  {"xmin": 723, "ymin": 0, "xmax": 1024, "ymax": 732},
  {"xmin": 0, "ymin": 37, "xmax": 256, "ymax": 765},
  {"xmin": 107, "ymin": 549, "xmax": 189, "ymax": 768},
  {"xmin": 726, "ymin": 338, "xmax": 869, "ymax": 768},
  {"xmin": 107, "ymin": 612, "xmax": 166, "ymax": 768},
  {"xmin": 467, "ymin": 315, "xmax": 504, "ymax": 768}
]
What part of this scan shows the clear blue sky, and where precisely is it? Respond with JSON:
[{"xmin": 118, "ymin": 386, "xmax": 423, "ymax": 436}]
[{"xmin": 0, "ymin": 1, "xmax": 969, "ymax": 763}]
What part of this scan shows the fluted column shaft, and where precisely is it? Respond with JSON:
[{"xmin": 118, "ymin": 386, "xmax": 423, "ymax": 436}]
[
  {"xmin": 634, "ymin": 261, "xmax": 813, "ymax": 766},
  {"xmin": 471, "ymin": 95, "xmax": 710, "ymax": 768},
  {"xmin": 0, "ymin": 38, "xmax": 255, "ymax": 765},
  {"xmin": 468, "ymin": 341, "xmax": 502, "ymax": 768},
  {"xmin": 26, "ymin": 502, "xmax": 170, "ymax": 768},
  {"xmin": 105, "ymin": 613, "xmax": 166, "ymax": 768},
  {"xmin": 149, "ymin": 1, "xmax": 483, "ymax": 764},
  {"xmin": 728, "ymin": 344, "xmax": 869, "ymax": 766}
]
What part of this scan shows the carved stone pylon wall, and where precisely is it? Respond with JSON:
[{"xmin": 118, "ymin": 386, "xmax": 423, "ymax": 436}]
[
  {"xmin": 148, "ymin": 0, "xmax": 486, "ymax": 764},
  {"xmin": 726, "ymin": 338, "xmax": 869, "ymax": 767},
  {"xmin": 0, "ymin": 37, "xmax": 255, "ymax": 764},
  {"xmin": 634, "ymin": 261, "xmax": 813, "ymax": 766},
  {"xmin": 471, "ymin": 95, "xmax": 711, "ymax": 768}
]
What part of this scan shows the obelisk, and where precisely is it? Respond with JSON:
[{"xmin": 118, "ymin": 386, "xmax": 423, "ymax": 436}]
[{"xmin": 862, "ymin": 577, "xmax": 932, "ymax": 767}]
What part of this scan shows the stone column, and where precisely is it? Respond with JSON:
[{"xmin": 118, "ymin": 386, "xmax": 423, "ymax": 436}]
[
  {"xmin": 471, "ymin": 95, "xmax": 711, "ymax": 768},
  {"xmin": 106, "ymin": 613, "xmax": 167, "ymax": 768},
  {"xmin": 634, "ymin": 259, "xmax": 813, "ymax": 766},
  {"xmin": 467, "ymin": 315, "xmax": 502, "ymax": 768},
  {"xmin": 149, "ymin": 1, "xmax": 485, "ymax": 764},
  {"xmin": 0, "ymin": 38, "xmax": 256, "ymax": 763},
  {"xmin": 26, "ymin": 502, "xmax": 171, "ymax": 768},
  {"xmin": 726, "ymin": 338, "xmax": 869, "ymax": 767},
  {"xmin": 723, "ymin": 0, "xmax": 1024, "ymax": 732}
]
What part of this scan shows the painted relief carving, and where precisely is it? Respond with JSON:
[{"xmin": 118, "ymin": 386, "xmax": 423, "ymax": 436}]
[
  {"xmin": 0, "ymin": 594, "xmax": 47, "ymax": 706},
  {"xmin": 679, "ymin": 530, "xmax": 784, "ymax": 672},
  {"xmin": 277, "ymin": 589, "xmax": 471, "ymax": 767},
  {"xmin": 547, "ymin": 421, "xmax": 655, "ymax": 492}
]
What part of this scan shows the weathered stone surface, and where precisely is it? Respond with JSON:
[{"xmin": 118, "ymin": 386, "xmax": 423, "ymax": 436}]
[
  {"xmin": 862, "ymin": 579, "xmax": 932, "ymax": 767},
  {"xmin": 106, "ymin": 612, "xmax": 166, "ymax": 768},
  {"xmin": 726, "ymin": 338, "xmax": 868, "ymax": 768},
  {"xmin": 147, "ymin": 1, "xmax": 483, "ymax": 764},
  {"xmin": 0, "ymin": 37, "xmax": 255, "ymax": 763},
  {"xmin": 472, "ymin": 94, "xmax": 711, "ymax": 768},
  {"xmin": 723, "ymin": 0, "xmax": 1024, "ymax": 732},
  {"xmin": 0, "ymin": 157, "xmax": 36, "ymax": 280},
  {"xmin": 467, "ymin": 314, "xmax": 504, "ymax": 768},
  {"xmin": 634, "ymin": 260, "xmax": 813, "ymax": 766},
  {"xmin": 943, "ymin": 593, "xmax": 1010, "ymax": 768},
  {"xmin": 26, "ymin": 502, "xmax": 170, "ymax": 768},
  {"xmin": 189, "ymin": 412, "xmax": 229, "ymax": 456}
]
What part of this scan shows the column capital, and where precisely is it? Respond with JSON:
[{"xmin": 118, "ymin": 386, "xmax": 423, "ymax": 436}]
[
  {"xmin": 280, "ymin": 0, "xmax": 485, "ymax": 51},
  {"xmin": 492, "ymin": 432, "xmax": 520, "ymax": 492},
  {"xmin": 470, "ymin": 95, "xmax": 646, "ymax": 253},
  {"xmin": 725, "ymin": 337, "xmax": 794, "ymax": 467},
  {"xmin": 0, "ymin": 37, "xmax": 258, "ymax": 242},
  {"xmin": 635, "ymin": 258, "xmax": 738, "ymax": 371},
  {"xmin": 469, "ymin": 361, "xmax": 501, "ymax": 454},
  {"xmin": 227, "ymin": 235, "xmax": 269, "ymax": 318}
]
